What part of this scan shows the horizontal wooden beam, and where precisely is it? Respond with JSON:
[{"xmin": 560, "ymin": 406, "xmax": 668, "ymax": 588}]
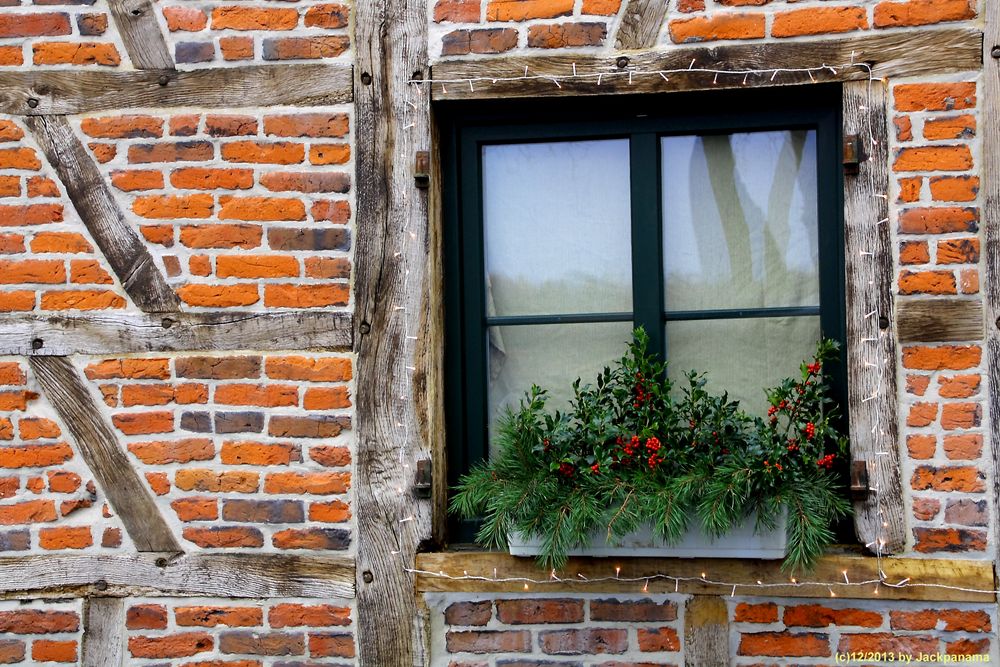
[
  {"xmin": 430, "ymin": 27, "xmax": 982, "ymax": 100},
  {"xmin": 0, "ymin": 311, "xmax": 352, "ymax": 355},
  {"xmin": 0, "ymin": 64, "xmax": 353, "ymax": 115},
  {"xmin": 414, "ymin": 551, "xmax": 996, "ymax": 603},
  {"xmin": 897, "ymin": 298, "xmax": 984, "ymax": 343},
  {"xmin": 0, "ymin": 553, "xmax": 355, "ymax": 599}
]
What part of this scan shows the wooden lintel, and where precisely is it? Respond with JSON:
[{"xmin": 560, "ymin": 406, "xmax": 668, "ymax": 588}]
[
  {"xmin": 414, "ymin": 552, "xmax": 997, "ymax": 603},
  {"xmin": 108, "ymin": 0, "xmax": 174, "ymax": 70},
  {"xmin": 429, "ymin": 27, "xmax": 982, "ymax": 100},
  {"xmin": 0, "ymin": 553, "xmax": 355, "ymax": 599},
  {"xmin": 616, "ymin": 0, "xmax": 669, "ymax": 50},
  {"xmin": 27, "ymin": 115, "xmax": 180, "ymax": 314},
  {"xmin": 30, "ymin": 356, "xmax": 181, "ymax": 553},
  {"xmin": 0, "ymin": 311, "xmax": 352, "ymax": 355},
  {"xmin": 897, "ymin": 298, "xmax": 984, "ymax": 343},
  {"xmin": 0, "ymin": 64, "xmax": 353, "ymax": 115}
]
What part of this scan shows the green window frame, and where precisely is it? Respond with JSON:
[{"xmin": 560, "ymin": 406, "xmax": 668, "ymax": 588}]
[{"xmin": 440, "ymin": 86, "xmax": 847, "ymax": 542}]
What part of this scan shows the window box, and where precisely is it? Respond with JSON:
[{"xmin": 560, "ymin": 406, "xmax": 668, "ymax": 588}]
[{"xmin": 508, "ymin": 510, "xmax": 787, "ymax": 560}]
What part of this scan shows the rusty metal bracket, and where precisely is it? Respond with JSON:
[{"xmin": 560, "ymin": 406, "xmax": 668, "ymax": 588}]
[
  {"xmin": 843, "ymin": 134, "xmax": 864, "ymax": 174},
  {"xmin": 414, "ymin": 458, "xmax": 432, "ymax": 498},
  {"xmin": 850, "ymin": 459, "xmax": 872, "ymax": 500},
  {"xmin": 414, "ymin": 151, "xmax": 430, "ymax": 189}
]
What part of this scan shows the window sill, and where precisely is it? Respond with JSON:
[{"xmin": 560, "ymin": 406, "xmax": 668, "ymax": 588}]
[{"xmin": 414, "ymin": 549, "xmax": 995, "ymax": 603}]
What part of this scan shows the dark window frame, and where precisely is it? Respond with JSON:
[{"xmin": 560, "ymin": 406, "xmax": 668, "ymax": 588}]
[{"xmin": 439, "ymin": 86, "xmax": 847, "ymax": 543}]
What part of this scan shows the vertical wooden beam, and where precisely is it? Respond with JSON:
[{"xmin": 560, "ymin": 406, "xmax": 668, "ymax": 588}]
[
  {"xmin": 616, "ymin": 0, "xmax": 670, "ymax": 50},
  {"xmin": 25, "ymin": 116, "xmax": 180, "ymax": 314},
  {"xmin": 982, "ymin": 0, "xmax": 1000, "ymax": 578},
  {"xmin": 353, "ymin": 0, "xmax": 432, "ymax": 664},
  {"xmin": 107, "ymin": 0, "xmax": 174, "ymax": 70},
  {"xmin": 842, "ymin": 81, "xmax": 905, "ymax": 553},
  {"xmin": 684, "ymin": 596, "xmax": 730, "ymax": 666},
  {"xmin": 82, "ymin": 597, "xmax": 125, "ymax": 667},
  {"xmin": 30, "ymin": 356, "xmax": 181, "ymax": 553}
]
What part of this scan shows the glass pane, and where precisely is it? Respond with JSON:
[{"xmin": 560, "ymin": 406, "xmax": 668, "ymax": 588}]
[
  {"xmin": 483, "ymin": 140, "xmax": 633, "ymax": 317},
  {"xmin": 487, "ymin": 322, "xmax": 633, "ymax": 455},
  {"xmin": 662, "ymin": 130, "xmax": 819, "ymax": 312},
  {"xmin": 665, "ymin": 317, "xmax": 821, "ymax": 416}
]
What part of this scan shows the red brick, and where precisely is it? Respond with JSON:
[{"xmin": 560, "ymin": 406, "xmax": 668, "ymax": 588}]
[
  {"xmin": 669, "ymin": 14, "xmax": 765, "ymax": 43},
  {"xmin": 444, "ymin": 601, "xmax": 491, "ymax": 626},
  {"xmin": 930, "ymin": 175, "xmax": 979, "ymax": 202},
  {"xmin": 264, "ymin": 471, "xmax": 349, "ymax": 494},
  {"xmin": 906, "ymin": 434, "xmax": 935, "ymax": 459},
  {"xmin": 163, "ymin": 5, "xmax": 207, "ymax": 31},
  {"xmin": 81, "ymin": 115, "xmax": 162, "ymax": 139},
  {"xmin": 899, "ymin": 240, "xmax": 929, "ymax": 264},
  {"xmin": 264, "ymin": 114, "xmax": 349, "ymax": 138},
  {"xmin": 128, "ymin": 633, "xmax": 213, "ymax": 659},
  {"xmin": 175, "ymin": 469, "xmax": 259, "ymax": 493},
  {"xmin": 924, "ymin": 114, "xmax": 976, "ymax": 141},
  {"xmin": 85, "ymin": 358, "xmax": 169, "ymax": 380},
  {"xmin": 894, "ymin": 146, "xmax": 973, "ymax": 172},
  {"xmin": 211, "ymin": 6, "xmax": 299, "ymax": 30},
  {"xmin": 772, "ymin": 6, "xmax": 867, "ymax": 37},
  {"xmin": 738, "ymin": 632, "xmax": 830, "ymax": 657},
  {"xmin": 33, "ymin": 42, "xmax": 119, "ymax": 66},
  {"xmin": 936, "ymin": 238, "xmax": 979, "ymax": 264},
  {"xmin": 0, "ymin": 610, "xmax": 78, "ymax": 633},
  {"xmin": 912, "ymin": 496, "xmax": 940, "ymax": 520},
  {"xmin": 126, "ymin": 604, "xmax": 168, "ymax": 630},
  {"xmin": 434, "ymin": 0, "xmax": 479, "ymax": 22},
  {"xmin": 903, "ymin": 345, "xmax": 980, "ymax": 370},
  {"xmin": 177, "ymin": 284, "xmax": 260, "ymax": 307},
  {"xmin": 837, "ymin": 633, "xmax": 938, "ymax": 655},
  {"xmin": 175, "ymin": 606, "xmax": 263, "ymax": 627},
  {"xmin": 309, "ymin": 633, "xmax": 355, "ymax": 658},
  {"xmin": 31, "ymin": 639, "xmax": 76, "ymax": 662},
  {"xmin": 874, "ymin": 0, "xmax": 975, "ymax": 28},
  {"xmin": 221, "ymin": 441, "xmax": 299, "ymax": 465},
  {"xmin": 304, "ymin": 4, "xmax": 349, "ymax": 28},
  {"xmin": 527, "ymin": 22, "xmax": 606, "ymax": 48},
  {"xmin": 636, "ymin": 626, "xmax": 681, "ymax": 652},
  {"xmin": 309, "ymin": 499, "xmax": 350, "ymax": 522},
  {"xmin": 446, "ymin": 630, "xmax": 531, "ymax": 654},
  {"xmin": 913, "ymin": 527, "xmax": 986, "ymax": 552},
  {"xmin": 938, "ymin": 374, "xmax": 980, "ymax": 398},
  {"xmin": 268, "ymin": 603, "xmax": 350, "ymax": 628},
  {"xmin": 179, "ymin": 224, "xmax": 262, "ymax": 249},
  {"xmin": 943, "ymin": 433, "xmax": 982, "ymax": 459},
  {"xmin": 940, "ymin": 402, "xmax": 981, "ymax": 429},
  {"xmin": 271, "ymin": 527, "xmax": 349, "ymax": 549},
  {"xmin": 111, "ymin": 411, "xmax": 173, "ymax": 435},
  {"xmin": 783, "ymin": 605, "xmax": 881, "ymax": 628},
  {"xmin": 262, "ymin": 36, "xmax": 350, "ymax": 60},
  {"xmin": 182, "ymin": 526, "xmax": 263, "ymax": 548},
  {"xmin": 128, "ymin": 141, "xmax": 213, "ymax": 164},
  {"xmin": 171, "ymin": 496, "xmax": 218, "ymax": 521},
  {"xmin": 0, "ymin": 13, "xmax": 71, "ymax": 38},
  {"xmin": 911, "ymin": 465, "xmax": 984, "ymax": 492},
  {"xmin": 218, "ymin": 196, "xmax": 306, "ymax": 221},
  {"xmin": 41, "ymin": 290, "xmax": 125, "ymax": 310},
  {"xmin": 538, "ymin": 628, "xmax": 628, "ymax": 654},
  {"xmin": 496, "ymin": 599, "xmax": 583, "ymax": 624},
  {"xmin": 895, "ymin": 83, "xmax": 976, "ymax": 112},
  {"xmin": 0, "ymin": 444, "xmax": 72, "ymax": 470},
  {"xmin": 263, "ymin": 283, "xmax": 348, "ymax": 308},
  {"xmin": 205, "ymin": 114, "xmax": 258, "ymax": 137}
]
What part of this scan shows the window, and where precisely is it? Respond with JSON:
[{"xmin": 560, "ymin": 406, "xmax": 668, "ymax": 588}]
[{"xmin": 442, "ymin": 87, "xmax": 846, "ymax": 540}]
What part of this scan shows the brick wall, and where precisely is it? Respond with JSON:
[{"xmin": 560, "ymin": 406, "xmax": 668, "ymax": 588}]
[{"xmin": 0, "ymin": 0, "xmax": 996, "ymax": 664}]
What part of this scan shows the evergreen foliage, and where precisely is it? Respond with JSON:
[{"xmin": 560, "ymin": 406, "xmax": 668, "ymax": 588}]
[{"xmin": 451, "ymin": 329, "xmax": 852, "ymax": 572}]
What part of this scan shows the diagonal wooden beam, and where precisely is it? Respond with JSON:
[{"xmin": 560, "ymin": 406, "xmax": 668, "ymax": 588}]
[
  {"xmin": 0, "ymin": 64, "xmax": 353, "ymax": 115},
  {"xmin": 107, "ymin": 0, "xmax": 174, "ymax": 70},
  {"xmin": 616, "ymin": 0, "xmax": 669, "ymax": 50},
  {"xmin": 29, "ymin": 356, "xmax": 181, "ymax": 553},
  {"xmin": 25, "ymin": 115, "xmax": 180, "ymax": 314},
  {"xmin": 430, "ymin": 27, "xmax": 982, "ymax": 100}
]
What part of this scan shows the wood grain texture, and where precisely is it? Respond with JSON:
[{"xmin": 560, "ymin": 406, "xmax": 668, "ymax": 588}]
[
  {"xmin": 82, "ymin": 598, "xmax": 125, "ymax": 667},
  {"xmin": 0, "ymin": 311, "xmax": 352, "ymax": 355},
  {"xmin": 0, "ymin": 65, "xmax": 353, "ymax": 115},
  {"xmin": 896, "ymin": 299, "xmax": 984, "ymax": 343},
  {"xmin": 0, "ymin": 553, "xmax": 355, "ymax": 599},
  {"xmin": 354, "ymin": 0, "xmax": 432, "ymax": 663},
  {"xmin": 29, "ymin": 356, "xmax": 181, "ymax": 553},
  {"xmin": 107, "ymin": 0, "xmax": 173, "ymax": 70},
  {"xmin": 983, "ymin": 0, "xmax": 1000, "ymax": 574},
  {"xmin": 414, "ymin": 552, "xmax": 996, "ymax": 602},
  {"xmin": 430, "ymin": 28, "xmax": 981, "ymax": 100},
  {"xmin": 684, "ymin": 596, "xmax": 729, "ymax": 667},
  {"xmin": 842, "ymin": 81, "xmax": 905, "ymax": 554},
  {"xmin": 615, "ymin": 0, "xmax": 669, "ymax": 50},
  {"xmin": 26, "ymin": 115, "xmax": 179, "ymax": 314}
]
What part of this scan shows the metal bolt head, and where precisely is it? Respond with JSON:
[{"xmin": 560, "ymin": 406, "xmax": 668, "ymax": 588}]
[
  {"xmin": 992, "ymin": 45, "xmax": 1000, "ymax": 59},
  {"xmin": 158, "ymin": 75, "xmax": 169, "ymax": 86},
  {"xmin": 878, "ymin": 316, "xmax": 890, "ymax": 330},
  {"xmin": 95, "ymin": 579, "xmax": 108, "ymax": 591},
  {"xmin": 362, "ymin": 570, "xmax": 374, "ymax": 584},
  {"xmin": 26, "ymin": 98, "xmax": 39, "ymax": 109},
  {"xmin": 615, "ymin": 56, "xmax": 629, "ymax": 70},
  {"xmin": 31, "ymin": 338, "xmax": 43, "ymax": 350},
  {"xmin": 359, "ymin": 321, "xmax": 371, "ymax": 335},
  {"xmin": 361, "ymin": 72, "xmax": 373, "ymax": 86}
]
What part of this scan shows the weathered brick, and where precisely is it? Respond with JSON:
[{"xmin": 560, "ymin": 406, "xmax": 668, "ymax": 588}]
[
  {"xmin": 446, "ymin": 630, "xmax": 531, "ymax": 654},
  {"xmin": 496, "ymin": 599, "xmax": 584, "ymax": 624},
  {"xmin": 486, "ymin": 0, "xmax": 573, "ymax": 21},
  {"xmin": 0, "ymin": 13, "xmax": 72, "ymax": 38},
  {"xmin": 445, "ymin": 601, "xmax": 492, "ymax": 627},
  {"xmin": 126, "ymin": 604, "xmax": 168, "ymax": 630},
  {"xmin": 783, "ymin": 605, "xmax": 882, "ymax": 628},
  {"xmin": 211, "ymin": 6, "xmax": 299, "ymax": 31},
  {"xmin": 930, "ymin": 175, "xmax": 978, "ymax": 202},
  {"xmin": 268, "ymin": 415, "xmax": 350, "ymax": 438},
  {"xmin": 272, "ymin": 527, "xmax": 350, "ymax": 549},
  {"xmin": 738, "ymin": 632, "xmax": 830, "ymax": 657},
  {"xmin": 0, "ymin": 610, "xmax": 79, "ymax": 633},
  {"xmin": 538, "ymin": 628, "xmax": 627, "ymax": 655},
  {"xmin": 171, "ymin": 496, "xmax": 218, "ymax": 521},
  {"xmin": 874, "ymin": 0, "xmax": 975, "ymax": 28},
  {"xmin": 182, "ymin": 526, "xmax": 264, "ymax": 548},
  {"xmin": 636, "ymin": 626, "xmax": 681, "ymax": 652},
  {"xmin": 267, "ymin": 227, "xmax": 350, "ymax": 251},
  {"xmin": 836, "ymin": 633, "xmax": 938, "ymax": 655},
  {"xmin": 895, "ymin": 83, "xmax": 976, "ymax": 112},
  {"xmin": 81, "ymin": 115, "xmax": 162, "ymax": 139},
  {"xmin": 221, "ymin": 441, "xmax": 300, "ymax": 465},
  {"xmin": 262, "ymin": 36, "xmax": 350, "ymax": 60},
  {"xmin": 175, "ymin": 469, "xmax": 259, "ymax": 493},
  {"xmin": 269, "ymin": 603, "xmax": 350, "ymax": 628},
  {"xmin": 175, "ymin": 606, "xmax": 263, "ymax": 628},
  {"xmin": 223, "ymin": 499, "xmax": 304, "ymax": 523},
  {"xmin": 669, "ymin": 14, "xmax": 765, "ymax": 43},
  {"xmin": 902, "ymin": 345, "xmax": 980, "ymax": 370},
  {"xmin": 128, "ymin": 633, "xmax": 213, "ymax": 659}
]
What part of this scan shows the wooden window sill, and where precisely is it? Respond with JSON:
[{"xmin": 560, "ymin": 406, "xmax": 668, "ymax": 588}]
[{"xmin": 414, "ymin": 549, "xmax": 995, "ymax": 603}]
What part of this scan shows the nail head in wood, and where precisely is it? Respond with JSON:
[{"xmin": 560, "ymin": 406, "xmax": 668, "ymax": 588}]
[
  {"xmin": 361, "ymin": 72, "xmax": 372, "ymax": 85},
  {"xmin": 992, "ymin": 46, "xmax": 1000, "ymax": 59},
  {"xmin": 878, "ymin": 315, "xmax": 890, "ymax": 330},
  {"xmin": 359, "ymin": 321, "xmax": 371, "ymax": 335},
  {"xmin": 157, "ymin": 75, "xmax": 169, "ymax": 86},
  {"xmin": 31, "ymin": 338, "xmax": 43, "ymax": 350},
  {"xmin": 161, "ymin": 317, "xmax": 174, "ymax": 329},
  {"xmin": 414, "ymin": 151, "xmax": 430, "ymax": 189},
  {"xmin": 615, "ymin": 56, "xmax": 629, "ymax": 70},
  {"xmin": 26, "ymin": 98, "xmax": 39, "ymax": 109},
  {"xmin": 362, "ymin": 570, "xmax": 374, "ymax": 583},
  {"xmin": 95, "ymin": 579, "xmax": 108, "ymax": 591},
  {"xmin": 155, "ymin": 557, "xmax": 168, "ymax": 567}
]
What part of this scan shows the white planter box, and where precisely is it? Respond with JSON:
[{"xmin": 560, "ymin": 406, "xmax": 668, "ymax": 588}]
[{"xmin": 509, "ymin": 511, "xmax": 787, "ymax": 560}]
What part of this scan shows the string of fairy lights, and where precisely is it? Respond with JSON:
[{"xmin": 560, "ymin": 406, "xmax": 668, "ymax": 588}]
[{"xmin": 386, "ymin": 57, "xmax": 999, "ymax": 600}]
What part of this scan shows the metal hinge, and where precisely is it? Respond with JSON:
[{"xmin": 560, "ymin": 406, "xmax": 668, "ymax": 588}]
[
  {"xmin": 414, "ymin": 151, "xmax": 430, "ymax": 189},
  {"xmin": 850, "ymin": 459, "xmax": 872, "ymax": 500},
  {"xmin": 843, "ymin": 134, "xmax": 865, "ymax": 175},
  {"xmin": 414, "ymin": 458, "xmax": 432, "ymax": 498}
]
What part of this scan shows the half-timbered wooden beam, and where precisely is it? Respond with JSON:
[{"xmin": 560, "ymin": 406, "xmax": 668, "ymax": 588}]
[
  {"xmin": 82, "ymin": 598, "xmax": 126, "ymax": 667},
  {"xmin": 29, "ymin": 356, "xmax": 181, "ymax": 553},
  {"xmin": 843, "ymin": 81, "xmax": 905, "ymax": 554},
  {"xmin": 0, "ymin": 64, "xmax": 353, "ymax": 115},
  {"xmin": 430, "ymin": 27, "xmax": 981, "ymax": 100},
  {"xmin": 414, "ymin": 552, "xmax": 997, "ymax": 603},
  {"xmin": 616, "ymin": 0, "xmax": 669, "ymax": 50},
  {"xmin": 0, "ymin": 311, "xmax": 352, "ymax": 355},
  {"xmin": 26, "ymin": 116, "xmax": 179, "ymax": 313},
  {"xmin": 684, "ymin": 596, "xmax": 730, "ymax": 667},
  {"xmin": 897, "ymin": 299, "xmax": 984, "ymax": 343},
  {"xmin": 983, "ymin": 0, "xmax": 1000, "ymax": 577},
  {"xmin": 354, "ymin": 0, "xmax": 432, "ymax": 663},
  {"xmin": 0, "ymin": 553, "xmax": 355, "ymax": 599},
  {"xmin": 107, "ymin": 0, "xmax": 174, "ymax": 70}
]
